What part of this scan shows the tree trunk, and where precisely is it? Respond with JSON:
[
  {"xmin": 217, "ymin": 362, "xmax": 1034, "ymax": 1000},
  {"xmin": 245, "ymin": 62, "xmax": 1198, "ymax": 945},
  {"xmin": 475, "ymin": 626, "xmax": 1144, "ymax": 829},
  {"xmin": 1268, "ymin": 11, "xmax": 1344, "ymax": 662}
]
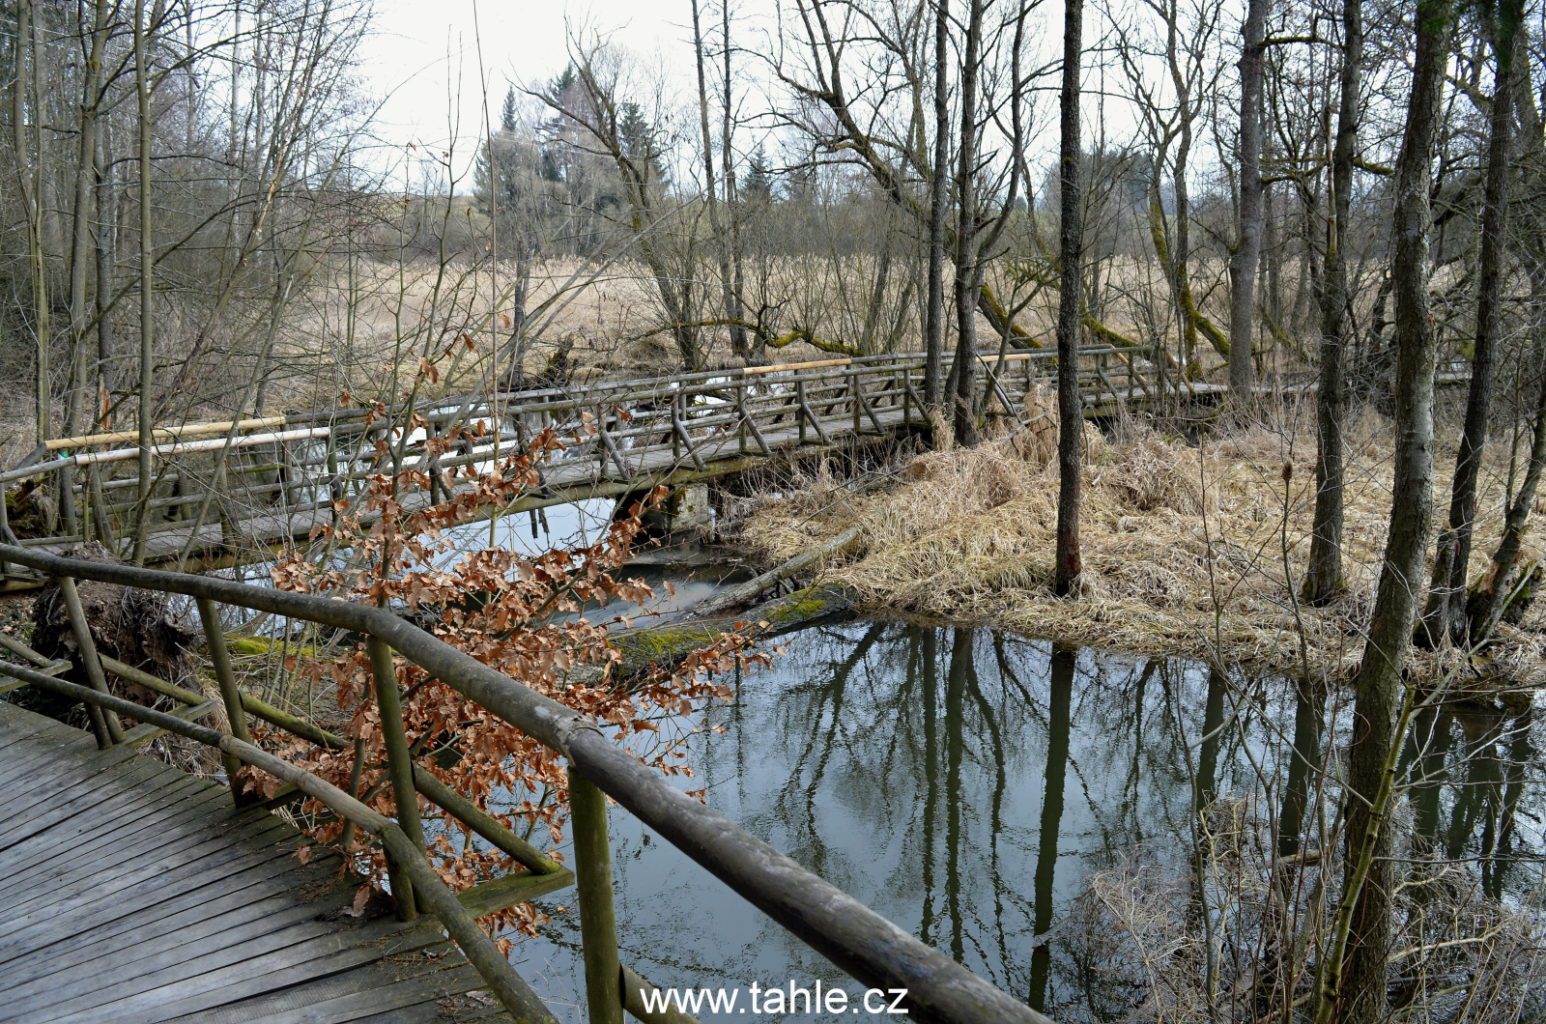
[
  {"xmin": 1467, "ymin": 288, "xmax": 1546, "ymax": 641},
  {"xmin": 1305, "ymin": 0, "xmax": 1363, "ymax": 606},
  {"xmin": 132, "ymin": 0, "xmax": 156, "ymax": 564},
  {"xmin": 721, "ymin": 0, "xmax": 747, "ymax": 361},
  {"xmin": 1054, "ymin": 0, "xmax": 1084, "ymax": 596},
  {"xmin": 1318, "ymin": 3, "xmax": 1450, "ymax": 1020},
  {"xmin": 923, "ymin": 0, "xmax": 949, "ymax": 416},
  {"xmin": 94, "ymin": 108, "xmax": 116, "ymax": 424},
  {"xmin": 690, "ymin": 0, "xmax": 744, "ymax": 361},
  {"xmin": 1227, "ymin": 0, "xmax": 1268, "ymax": 396},
  {"xmin": 15, "ymin": 0, "xmax": 52, "ymax": 450},
  {"xmin": 1421, "ymin": 0, "xmax": 1521, "ymax": 646},
  {"xmin": 66, "ymin": 0, "xmax": 111, "ymax": 439},
  {"xmin": 949, "ymin": 0, "xmax": 985, "ymax": 446}
]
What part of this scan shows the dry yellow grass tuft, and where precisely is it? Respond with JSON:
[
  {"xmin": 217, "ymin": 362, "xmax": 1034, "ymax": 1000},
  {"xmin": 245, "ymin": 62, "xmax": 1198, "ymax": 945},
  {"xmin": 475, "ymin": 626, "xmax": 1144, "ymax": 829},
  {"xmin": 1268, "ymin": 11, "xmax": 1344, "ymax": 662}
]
[{"xmin": 738, "ymin": 407, "xmax": 1545, "ymax": 686}]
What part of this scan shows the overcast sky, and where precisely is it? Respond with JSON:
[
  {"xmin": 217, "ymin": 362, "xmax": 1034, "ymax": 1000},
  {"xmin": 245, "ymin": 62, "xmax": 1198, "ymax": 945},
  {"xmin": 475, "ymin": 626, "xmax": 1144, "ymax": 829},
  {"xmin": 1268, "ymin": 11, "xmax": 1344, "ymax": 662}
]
[{"xmin": 357, "ymin": 0, "xmax": 784, "ymax": 183}]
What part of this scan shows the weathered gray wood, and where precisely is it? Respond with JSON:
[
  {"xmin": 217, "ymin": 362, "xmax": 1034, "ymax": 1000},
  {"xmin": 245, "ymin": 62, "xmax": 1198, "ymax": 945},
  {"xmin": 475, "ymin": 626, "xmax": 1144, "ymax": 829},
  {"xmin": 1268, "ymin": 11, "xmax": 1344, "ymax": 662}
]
[
  {"xmin": 0, "ymin": 701, "xmax": 525, "ymax": 1024},
  {"xmin": 0, "ymin": 845, "xmax": 347, "ymax": 986},
  {"xmin": 0, "ymin": 865, "xmax": 347, "ymax": 991},
  {"xmin": 0, "ymin": 773, "xmax": 222, "ymax": 894},
  {"xmin": 161, "ymin": 953, "xmax": 480, "ymax": 1024},
  {"xmin": 0, "ymin": 812, "xmax": 296, "ymax": 949},
  {"xmin": 75, "ymin": 918, "xmax": 451, "ymax": 1024},
  {"xmin": 0, "ymin": 747, "xmax": 162, "ymax": 842},
  {"xmin": 0, "ymin": 779, "xmax": 233, "ymax": 900}
]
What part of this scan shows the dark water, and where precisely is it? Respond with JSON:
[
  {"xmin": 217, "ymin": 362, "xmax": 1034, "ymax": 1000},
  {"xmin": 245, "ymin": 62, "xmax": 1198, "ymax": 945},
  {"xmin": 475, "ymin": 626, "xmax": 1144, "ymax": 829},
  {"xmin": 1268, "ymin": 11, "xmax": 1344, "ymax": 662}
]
[{"xmin": 508, "ymin": 620, "xmax": 1543, "ymax": 1022}]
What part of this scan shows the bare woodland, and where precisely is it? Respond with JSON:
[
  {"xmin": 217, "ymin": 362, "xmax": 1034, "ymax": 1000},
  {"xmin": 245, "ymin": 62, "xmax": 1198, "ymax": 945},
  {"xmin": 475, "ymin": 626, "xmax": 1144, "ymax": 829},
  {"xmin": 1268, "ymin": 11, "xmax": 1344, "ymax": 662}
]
[{"xmin": 2, "ymin": 0, "xmax": 1546, "ymax": 1021}]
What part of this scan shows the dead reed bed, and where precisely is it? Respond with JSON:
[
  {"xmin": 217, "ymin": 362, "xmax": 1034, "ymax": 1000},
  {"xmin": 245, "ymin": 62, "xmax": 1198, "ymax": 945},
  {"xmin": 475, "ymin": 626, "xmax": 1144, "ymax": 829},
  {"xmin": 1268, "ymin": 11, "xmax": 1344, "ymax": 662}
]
[{"xmin": 737, "ymin": 391, "xmax": 1545, "ymax": 687}]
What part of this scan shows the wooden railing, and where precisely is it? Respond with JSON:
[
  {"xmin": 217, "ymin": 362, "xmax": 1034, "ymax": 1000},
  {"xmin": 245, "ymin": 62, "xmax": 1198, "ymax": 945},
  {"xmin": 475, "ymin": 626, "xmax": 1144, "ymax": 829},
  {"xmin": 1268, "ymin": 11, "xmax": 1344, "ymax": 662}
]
[
  {"xmin": 0, "ymin": 542, "xmax": 1053, "ymax": 1024},
  {"xmin": 0, "ymin": 346, "xmax": 1151, "ymax": 576}
]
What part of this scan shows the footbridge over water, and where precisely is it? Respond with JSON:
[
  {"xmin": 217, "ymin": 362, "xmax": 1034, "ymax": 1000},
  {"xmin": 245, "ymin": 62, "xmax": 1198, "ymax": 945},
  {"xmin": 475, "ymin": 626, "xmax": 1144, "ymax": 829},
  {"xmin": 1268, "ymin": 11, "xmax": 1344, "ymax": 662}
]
[
  {"xmin": 0, "ymin": 347, "xmax": 1165, "ymax": 584},
  {"xmin": 0, "ymin": 346, "xmax": 1469, "ymax": 586}
]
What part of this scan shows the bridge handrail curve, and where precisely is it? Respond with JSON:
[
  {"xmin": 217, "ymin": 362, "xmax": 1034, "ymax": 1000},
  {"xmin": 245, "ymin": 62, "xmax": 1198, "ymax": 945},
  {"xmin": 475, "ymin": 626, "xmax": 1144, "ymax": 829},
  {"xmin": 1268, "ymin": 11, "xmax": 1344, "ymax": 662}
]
[{"xmin": 0, "ymin": 540, "xmax": 1053, "ymax": 1024}]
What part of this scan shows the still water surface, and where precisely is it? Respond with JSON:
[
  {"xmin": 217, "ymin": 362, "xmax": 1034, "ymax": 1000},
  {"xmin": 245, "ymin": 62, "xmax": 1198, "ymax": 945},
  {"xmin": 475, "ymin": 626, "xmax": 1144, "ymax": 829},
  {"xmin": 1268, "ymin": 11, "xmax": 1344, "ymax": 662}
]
[{"xmin": 507, "ymin": 619, "xmax": 1539, "ymax": 1021}]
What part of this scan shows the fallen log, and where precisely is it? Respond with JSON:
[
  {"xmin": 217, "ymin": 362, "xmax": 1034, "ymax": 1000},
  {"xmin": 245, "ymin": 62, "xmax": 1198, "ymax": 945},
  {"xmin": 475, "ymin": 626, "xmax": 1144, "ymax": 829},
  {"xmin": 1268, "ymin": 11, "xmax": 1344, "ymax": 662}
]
[
  {"xmin": 669, "ymin": 525, "xmax": 865, "ymax": 624},
  {"xmin": 613, "ymin": 584, "xmax": 855, "ymax": 679}
]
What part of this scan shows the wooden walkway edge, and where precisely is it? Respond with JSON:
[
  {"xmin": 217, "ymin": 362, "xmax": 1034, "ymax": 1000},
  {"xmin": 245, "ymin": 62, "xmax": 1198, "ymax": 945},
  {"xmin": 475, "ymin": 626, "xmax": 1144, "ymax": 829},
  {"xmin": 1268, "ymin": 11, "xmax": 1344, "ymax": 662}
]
[{"xmin": 0, "ymin": 702, "xmax": 515, "ymax": 1024}]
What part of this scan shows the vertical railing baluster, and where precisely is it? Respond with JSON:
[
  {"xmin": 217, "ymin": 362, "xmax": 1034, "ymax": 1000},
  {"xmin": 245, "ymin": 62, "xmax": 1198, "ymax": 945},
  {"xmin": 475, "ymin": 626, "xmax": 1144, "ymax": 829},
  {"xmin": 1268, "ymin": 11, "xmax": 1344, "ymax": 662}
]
[
  {"xmin": 367, "ymin": 636, "xmax": 421, "ymax": 920},
  {"xmin": 196, "ymin": 597, "xmax": 253, "ymax": 806},
  {"xmin": 851, "ymin": 368, "xmax": 861, "ymax": 435},
  {"xmin": 0, "ymin": 487, "xmax": 11, "ymax": 577},
  {"xmin": 86, "ymin": 464, "xmax": 116, "ymax": 551},
  {"xmin": 59, "ymin": 470, "xmax": 79, "ymax": 538},
  {"xmin": 569, "ymin": 769, "xmax": 624, "ymax": 1024},
  {"xmin": 338, "ymin": 735, "xmax": 368, "ymax": 851},
  {"xmin": 57, "ymin": 576, "xmax": 124, "ymax": 746},
  {"xmin": 796, "ymin": 380, "xmax": 808, "ymax": 444},
  {"xmin": 736, "ymin": 383, "xmax": 748, "ymax": 454}
]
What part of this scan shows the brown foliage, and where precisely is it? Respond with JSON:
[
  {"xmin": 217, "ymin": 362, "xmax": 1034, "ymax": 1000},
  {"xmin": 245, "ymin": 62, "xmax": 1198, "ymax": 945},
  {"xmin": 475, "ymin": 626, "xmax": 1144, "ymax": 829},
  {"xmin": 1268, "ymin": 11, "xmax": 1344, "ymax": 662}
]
[{"xmin": 266, "ymin": 402, "xmax": 764, "ymax": 939}]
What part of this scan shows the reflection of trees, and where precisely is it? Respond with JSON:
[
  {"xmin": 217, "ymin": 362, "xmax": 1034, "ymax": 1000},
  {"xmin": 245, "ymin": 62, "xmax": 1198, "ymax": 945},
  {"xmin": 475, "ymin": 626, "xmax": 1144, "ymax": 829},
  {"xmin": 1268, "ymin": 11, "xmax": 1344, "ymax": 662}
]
[
  {"xmin": 582, "ymin": 619, "xmax": 1546, "ymax": 1022},
  {"xmin": 1029, "ymin": 646, "xmax": 1074, "ymax": 1013},
  {"xmin": 1403, "ymin": 703, "xmax": 1538, "ymax": 903}
]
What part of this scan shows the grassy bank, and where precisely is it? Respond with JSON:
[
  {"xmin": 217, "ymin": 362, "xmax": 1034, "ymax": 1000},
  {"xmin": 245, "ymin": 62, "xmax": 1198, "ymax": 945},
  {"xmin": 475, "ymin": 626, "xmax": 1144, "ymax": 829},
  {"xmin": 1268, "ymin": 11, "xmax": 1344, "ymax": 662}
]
[{"xmin": 735, "ymin": 394, "xmax": 1545, "ymax": 690}]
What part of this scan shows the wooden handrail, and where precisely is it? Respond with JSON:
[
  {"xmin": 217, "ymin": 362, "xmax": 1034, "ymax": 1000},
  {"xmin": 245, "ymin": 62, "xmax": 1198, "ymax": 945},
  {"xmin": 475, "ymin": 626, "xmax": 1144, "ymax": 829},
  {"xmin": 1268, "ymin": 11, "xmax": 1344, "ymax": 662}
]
[
  {"xmin": 44, "ymin": 415, "xmax": 290, "ymax": 452},
  {"xmin": 0, "ymin": 542, "xmax": 1054, "ymax": 1024}
]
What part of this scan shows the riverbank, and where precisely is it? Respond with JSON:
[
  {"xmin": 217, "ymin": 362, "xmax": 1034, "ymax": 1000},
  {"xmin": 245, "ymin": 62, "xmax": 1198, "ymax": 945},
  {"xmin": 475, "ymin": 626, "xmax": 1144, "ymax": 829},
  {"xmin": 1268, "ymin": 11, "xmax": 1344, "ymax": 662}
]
[{"xmin": 733, "ymin": 398, "xmax": 1545, "ymax": 691}]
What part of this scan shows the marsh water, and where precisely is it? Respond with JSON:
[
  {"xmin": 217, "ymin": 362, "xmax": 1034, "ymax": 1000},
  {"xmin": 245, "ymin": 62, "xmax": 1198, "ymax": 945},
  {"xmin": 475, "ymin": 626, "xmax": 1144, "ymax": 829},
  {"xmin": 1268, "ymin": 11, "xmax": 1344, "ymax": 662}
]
[{"xmin": 508, "ymin": 618, "xmax": 1543, "ymax": 1021}]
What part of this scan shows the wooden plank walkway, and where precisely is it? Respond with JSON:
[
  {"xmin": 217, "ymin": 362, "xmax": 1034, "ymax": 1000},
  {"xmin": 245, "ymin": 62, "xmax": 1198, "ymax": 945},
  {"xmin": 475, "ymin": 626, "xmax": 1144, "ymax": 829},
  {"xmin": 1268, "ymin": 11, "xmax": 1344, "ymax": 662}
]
[{"xmin": 0, "ymin": 701, "xmax": 512, "ymax": 1024}]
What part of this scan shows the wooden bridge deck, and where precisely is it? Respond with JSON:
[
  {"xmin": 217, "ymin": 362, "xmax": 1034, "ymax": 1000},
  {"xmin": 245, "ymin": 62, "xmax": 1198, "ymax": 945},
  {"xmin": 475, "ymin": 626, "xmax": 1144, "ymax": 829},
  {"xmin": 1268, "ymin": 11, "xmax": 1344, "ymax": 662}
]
[{"xmin": 0, "ymin": 701, "xmax": 510, "ymax": 1024}]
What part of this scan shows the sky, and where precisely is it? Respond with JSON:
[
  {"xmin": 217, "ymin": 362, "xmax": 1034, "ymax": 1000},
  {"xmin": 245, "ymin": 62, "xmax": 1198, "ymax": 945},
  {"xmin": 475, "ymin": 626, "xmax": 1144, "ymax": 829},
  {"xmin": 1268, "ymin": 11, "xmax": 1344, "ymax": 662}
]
[{"xmin": 357, "ymin": 0, "xmax": 783, "ymax": 185}]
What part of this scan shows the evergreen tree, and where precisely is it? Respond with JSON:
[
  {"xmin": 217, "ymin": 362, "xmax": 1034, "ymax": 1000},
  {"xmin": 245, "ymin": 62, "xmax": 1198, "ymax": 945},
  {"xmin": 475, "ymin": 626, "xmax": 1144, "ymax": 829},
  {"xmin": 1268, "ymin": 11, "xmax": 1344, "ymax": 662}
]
[{"xmin": 743, "ymin": 146, "xmax": 774, "ymax": 204}]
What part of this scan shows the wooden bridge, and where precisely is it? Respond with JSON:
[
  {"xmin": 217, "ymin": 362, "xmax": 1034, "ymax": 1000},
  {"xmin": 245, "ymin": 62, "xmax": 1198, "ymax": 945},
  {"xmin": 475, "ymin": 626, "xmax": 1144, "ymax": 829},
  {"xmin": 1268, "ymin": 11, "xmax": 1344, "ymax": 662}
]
[
  {"xmin": 0, "ymin": 346, "xmax": 1168, "ymax": 584},
  {"xmin": 0, "ymin": 345, "xmax": 1472, "ymax": 585},
  {"xmin": 0, "ymin": 542, "xmax": 1055, "ymax": 1024}
]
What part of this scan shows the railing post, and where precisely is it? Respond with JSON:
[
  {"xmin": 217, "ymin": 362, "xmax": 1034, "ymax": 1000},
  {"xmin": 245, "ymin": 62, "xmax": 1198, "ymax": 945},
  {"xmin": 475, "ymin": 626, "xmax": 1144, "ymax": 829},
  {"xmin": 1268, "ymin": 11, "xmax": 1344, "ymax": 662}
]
[
  {"xmin": 367, "ymin": 636, "xmax": 422, "ymax": 920},
  {"xmin": 86, "ymin": 464, "xmax": 116, "ymax": 550},
  {"xmin": 196, "ymin": 597, "xmax": 254, "ymax": 806},
  {"xmin": 736, "ymin": 383, "xmax": 748, "ymax": 454},
  {"xmin": 569, "ymin": 769, "xmax": 625, "ymax": 1024},
  {"xmin": 0, "ymin": 488, "xmax": 10, "ymax": 576},
  {"xmin": 338, "ymin": 735, "xmax": 368, "ymax": 851},
  {"xmin": 671, "ymin": 394, "xmax": 683, "ymax": 462},
  {"xmin": 796, "ymin": 381, "xmax": 808, "ymax": 445},
  {"xmin": 851, "ymin": 368, "xmax": 861, "ymax": 434},
  {"xmin": 57, "ymin": 576, "xmax": 124, "ymax": 746},
  {"xmin": 59, "ymin": 469, "xmax": 79, "ymax": 537}
]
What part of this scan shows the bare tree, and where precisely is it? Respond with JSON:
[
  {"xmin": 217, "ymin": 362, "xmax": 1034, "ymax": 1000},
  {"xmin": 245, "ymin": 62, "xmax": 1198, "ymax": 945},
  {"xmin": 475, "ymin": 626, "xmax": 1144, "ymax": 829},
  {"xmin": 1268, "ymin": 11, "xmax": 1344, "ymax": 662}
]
[
  {"xmin": 691, "ymin": 0, "xmax": 747, "ymax": 360},
  {"xmin": 1055, "ymin": 0, "xmax": 1086, "ymax": 594},
  {"xmin": 1304, "ymin": 0, "xmax": 1363, "ymax": 605},
  {"xmin": 1421, "ymin": 0, "xmax": 1526, "ymax": 646},
  {"xmin": 1227, "ymin": 0, "xmax": 1267, "ymax": 395},
  {"xmin": 1315, "ymin": 0, "xmax": 1452, "ymax": 1018}
]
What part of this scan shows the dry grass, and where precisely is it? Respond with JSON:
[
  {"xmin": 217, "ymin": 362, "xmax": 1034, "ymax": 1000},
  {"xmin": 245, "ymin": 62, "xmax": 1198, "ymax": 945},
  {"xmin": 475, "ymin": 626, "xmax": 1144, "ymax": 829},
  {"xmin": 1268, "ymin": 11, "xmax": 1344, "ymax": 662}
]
[{"xmin": 737, "ymin": 391, "xmax": 1546, "ymax": 686}]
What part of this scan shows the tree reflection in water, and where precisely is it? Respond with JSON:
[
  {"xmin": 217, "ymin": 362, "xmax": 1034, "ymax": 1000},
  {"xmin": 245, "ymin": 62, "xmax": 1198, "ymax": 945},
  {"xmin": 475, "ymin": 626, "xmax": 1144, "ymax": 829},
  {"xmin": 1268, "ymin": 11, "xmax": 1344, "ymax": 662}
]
[{"xmin": 513, "ymin": 620, "xmax": 1543, "ymax": 1022}]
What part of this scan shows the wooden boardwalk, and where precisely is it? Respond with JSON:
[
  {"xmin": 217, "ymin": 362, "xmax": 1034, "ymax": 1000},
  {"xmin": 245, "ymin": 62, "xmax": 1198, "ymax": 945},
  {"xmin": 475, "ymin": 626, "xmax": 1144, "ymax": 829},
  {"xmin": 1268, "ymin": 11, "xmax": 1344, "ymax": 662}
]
[{"xmin": 0, "ymin": 701, "xmax": 511, "ymax": 1024}]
